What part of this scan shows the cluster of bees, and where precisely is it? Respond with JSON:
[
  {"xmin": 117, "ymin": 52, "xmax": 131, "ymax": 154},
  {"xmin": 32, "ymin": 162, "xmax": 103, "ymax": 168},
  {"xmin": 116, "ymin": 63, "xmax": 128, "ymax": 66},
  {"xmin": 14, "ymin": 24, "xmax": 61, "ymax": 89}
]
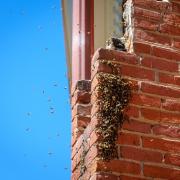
[
  {"xmin": 77, "ymin": 61, "xmax": 131, "ymax": 177},
  {"xmin": 95, "ymin": 61, "xmax": 131, "ymax": 160}
]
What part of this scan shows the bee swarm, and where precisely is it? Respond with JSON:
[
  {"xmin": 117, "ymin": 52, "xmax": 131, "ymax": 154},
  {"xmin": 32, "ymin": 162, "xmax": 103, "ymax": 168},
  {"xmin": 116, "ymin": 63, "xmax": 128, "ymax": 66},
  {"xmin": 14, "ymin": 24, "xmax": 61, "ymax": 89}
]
[{"xmin": 95, "ymin": 61, "xmax": 132, "ymax": 161}]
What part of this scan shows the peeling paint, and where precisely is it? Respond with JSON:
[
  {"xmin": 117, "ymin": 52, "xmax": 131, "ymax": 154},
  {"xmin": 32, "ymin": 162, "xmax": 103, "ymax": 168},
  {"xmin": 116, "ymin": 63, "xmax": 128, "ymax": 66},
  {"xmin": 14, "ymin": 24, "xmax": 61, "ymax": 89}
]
[{"xmin": 123, "ymin": 0, "xmax": 134, "ymax": 53}]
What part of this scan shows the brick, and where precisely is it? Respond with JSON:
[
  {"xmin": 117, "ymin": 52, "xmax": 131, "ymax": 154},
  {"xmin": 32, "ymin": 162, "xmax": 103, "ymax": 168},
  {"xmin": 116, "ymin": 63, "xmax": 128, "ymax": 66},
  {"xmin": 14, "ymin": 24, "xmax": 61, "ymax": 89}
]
[
  {"xmin": 89, "ymin": 116, "xmax": 100, "ymax": 134},
  {"xmin": 173, "ymin": 38, "xmax": 180, "ymax": 49},
  {"xmin": 91, "ymin": 74, "xmax": 99, "ymax": 91},
  {"xmin": 158, "ymin": 111, "xmax": 180, "ymax": 124},
  {"xmin": 163, "ymin": 13, "xmax": 180, "ymax": 26},
  {"xmin": 75, "ymin": 146, "xmax": 84, "ymax": 169},
  {"xmin": 85, "ymin": 145, "xmax": 98, "ymax": 167},
  {"xmin": 91, "ymin": 102, "xmax": 100, "ymax": 117},
  {"xmin": 141, "ymin": 82, "xmax": 180, "ymax": 98},
  {"xmin": 93, "ymin": 61, "xmax": 146, "ymax": 80},
  {"xmin": 160, "ymin": 24, "xmax": 180, "ymax": 36},
  {"xmin": 75, "ymin": 80, "xmax": 91, "ymax": 92},
  {"xmin": 134, "ymin": 42, "xmax": 152, "ymax": 54},
  {"xmin": 96, "ymin": 160, "xmax": 141, "ymax": 175},
  {"xmin": 152, "ymin": 46, "xmax": 180, "ymax": 62},
  {"xmin": 83, "ymin": 121, "xmax": 94, "ymax": 140},
  {"xmin": 91, "ymin": 173, "xmax": 119, "ymax": 180},
  {"xmin": 134, "ymin": 18, "xmax": 159, "ymax": 31},
  {"xmin": 135, "ymin": 29, "xmax": 171, "ymax": 46},
  {"xmin": 119, "ymin": 175, "xmax": 147, "ymax": 180},
  {"xmin": 124, "ymin": 106, "xmax": 139, "ymax": 118},
  {"xmin": 134, "ymin": 7, "xmax": 161, "ymax": 21},
  {"xmin": 72, "ymin": 104, "xmax": 91, "ymax": 117},
  {"xmin": 92, "ymin": 48, "xmax": 138, "ymax": 65},
  {"xmin": 159, "ymin": 73, "xmax": 180, "ymax": 86},
  {"xmin": 141, "ymin": 108, "xmax": 160, "ymax": 121},
  {"xmin": 159, "ymin": 73, "xmax": 174, "ymax": 85},
  {"xmin": 80, "ymin": 170, "xmax": 91, "ymax": 180},
  {"xmin": 92, "ymin": 61, "xmax": 115, "ymax": 76},
  {"xmin": 141, "ymin": 56, "xmax": 153, "ymax": 68},
  {"xmin": 141, "ymin": 56, "xmax": 179, "ymax": 72},
  {"xmin": 72, "ymin": 116, "xmax": 90, "ymax": 130},
  {"xmin": 71, "ymin": 155, "xmax": 77, "ymax": 172},
  {"xmin": 151, "ymin": 57, "xmax": 179, "ymax": 72},
  {"xmin": 89, "ymin": 130, "xmax": 99, "ymax": 147},
  {"xmin": 117, "ymin": 132, "xmax": 140, "ymax": 146},
  {"xmin": 71, "ymin": 90, "xmax": 91, "ymax": 107},
  {"xmin": 122, "ymin": 119, "xmax": 151, "ymax": 134},
  {"xmin": 142, "ymin": 136, "xmax": 180, "ymax": 152},
  {"xmin": 140, "ymin": 57, "xmax": 152, "ymax": 67},
  {"xmin": 120, "ymin": 146, "xmax": 163, "ymax": 163},
  {"xmin": 144, "ymin": 164, "xmax": 180, "ymax": 179},
  {"xmin": 175, "ymin": 76, "xmax": 180, "ymax": 85},
  {"xmin": 72, "ymin": 146, "xmax": 84, "ymax": 172},
  {"xmin": 121, "ymin": 64, "xmax": 155, "ymax": 81},
  {"xmin": 72, "ymin": 128, "xmax": 85, "ymax": 148},
  {"xmin": 131, "ymin": 93, "xmax": 161, "ymax": 108},
  {"xmin": 71, "ymin": 130, "xmax": 82, "ymax": 145},
  {"xmin": 141, "ymin": 108, "xmax": 180, "ymax": 124},
  {"xmin": 133, "ymin": 0, "xmax": 171, "ymax": 12},
  {"xmin": 71, "ymin": 133, "xmax": 77, "ymax": 147},
  {"xmin": 162, "ymin": 99, "xmax": 180, "ymax": 111},
  {"xmin": 71, "ymin": 80, "xmax": 91, "ymax": 98},
  {"xmin": 72, "ymin": 166, "xmax": 81, "ymax": 180},
  {"xmin": 172, "ymin": 2, "xmax": 180, "ymax": 14},
  {"xmin": 72, "ymin": 135, "xmax": 83, "ymax": 158},
  {"xmin": 153, "ymin": 124, "xmax": 180, "ymax": 138},
  {"xmin": 165, "ymin": 153, "xmax": 180, "ymax": 166}
]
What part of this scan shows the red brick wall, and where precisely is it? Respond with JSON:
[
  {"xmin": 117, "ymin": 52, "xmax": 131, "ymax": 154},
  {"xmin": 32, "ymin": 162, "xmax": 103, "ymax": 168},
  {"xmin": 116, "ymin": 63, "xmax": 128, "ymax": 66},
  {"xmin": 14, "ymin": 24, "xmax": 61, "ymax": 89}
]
[{"xmin": 71, "ymin": 0, "xmax": 180, "ymax": 179}]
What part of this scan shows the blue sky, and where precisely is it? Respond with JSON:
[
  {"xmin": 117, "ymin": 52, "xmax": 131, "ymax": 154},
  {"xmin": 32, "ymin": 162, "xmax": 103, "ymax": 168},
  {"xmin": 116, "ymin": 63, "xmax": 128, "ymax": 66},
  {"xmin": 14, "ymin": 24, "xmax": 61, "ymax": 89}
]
[{"xmin": 0, "ymin": 0, "xmax": 71, "ymax": 179}]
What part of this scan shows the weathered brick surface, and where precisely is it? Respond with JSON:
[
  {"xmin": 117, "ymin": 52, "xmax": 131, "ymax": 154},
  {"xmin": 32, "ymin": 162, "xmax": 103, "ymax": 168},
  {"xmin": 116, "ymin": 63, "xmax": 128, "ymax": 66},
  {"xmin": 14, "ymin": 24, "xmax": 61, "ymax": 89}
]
[
  {"xmin": 117, "ymin": 132, "xmax": 140, "ymax": 146},
  {"xmin": 152, "ymin": 124, "xmax": 180, "ymax": 138},
  {"xmin": 96, "ymin": 160, "xmax": 141, "ymax": 175},
  {"xmin": 119, "ymin": 175, "xmax": 148, "ymax": 180},
  {"xmin": 131, "ymin": 93, "xmax": 161, "ymax": 108},
  {"xmin": 144, "ymin": 164, "xmax": 180, "ymax": 179},
  {"xmin": 141, "ymin": 108, "xmax": 180, "ymax": 124},
  {"xmin": 141, "ymin": 56, "xmax": 179, "ymax": 72},
  {"xmin": 71, "ymin": 0, "xmax": 180, "ymax": 179},
  {"xmin": 142, "ymin": 136, "xmax": 180, "ymax": 152},
  {"xmin": 164, "ymin": 153, "xmax": 180, "ymax": 166},
  {"xmin": 122, "ymin": 119, "xmax": 152, "ymax": 133},
  {"xmin": 90, "ymin": 173, "xmax": 119, "ymax": 180},
  {"xmin": 159, "ymin": 73, "xmax": 180, "ymax": 86},
  {"xmin": 141, "ymin": 82, "xmax": 180, "ymax": 98},
  {"xmin": 120, "ymin": 146, "xmax": 163, "ymax": 163}
]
